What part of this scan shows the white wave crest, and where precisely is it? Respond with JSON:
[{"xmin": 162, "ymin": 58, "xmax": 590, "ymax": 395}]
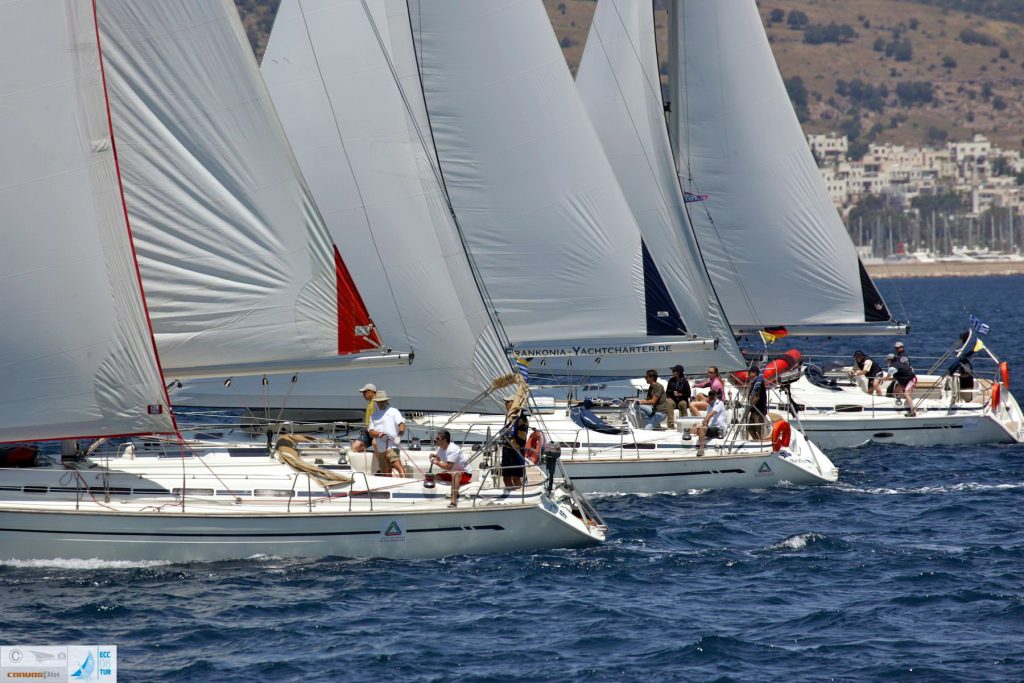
[{"xmin": 768, "ymin": 532, "xmax": 824, "ymax": 551}]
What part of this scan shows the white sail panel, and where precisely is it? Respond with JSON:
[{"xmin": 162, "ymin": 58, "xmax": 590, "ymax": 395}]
[
  {"xmin": 577, "ymin": 0, "xmax": 746, "ymax": 371},
  {"xmin": 174, "ymin": 0, "xmax": 512, "ymax": 413},
  {"xmin": 408, "ymin": 0, "xmax": 685, "ymax": 345},
  {"xmin": 0, "ymin": 1, "xmax": 173, "ymax": 441},
  {"xmin": 669, "ymin": 0, "xmax": 893, "ymax": 330},
  {"xmin": 96, "ymin": 0, "xmax": 373, "ymax": 372}
]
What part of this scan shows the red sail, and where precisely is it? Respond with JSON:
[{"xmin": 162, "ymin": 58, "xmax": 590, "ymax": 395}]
[{"xmin": 334, "ymin": 246, "xmax": 382, "ymax": 354}]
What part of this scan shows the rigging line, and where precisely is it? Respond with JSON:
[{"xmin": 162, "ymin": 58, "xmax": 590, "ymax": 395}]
[
  {"xmin": 295, "ymin": 0, "xmax": 412, "ymax": 348},
  {"xmin": 671, "ymin": 0, "xmax": 765, "ymax": 333},
  {"xmin": 362, "ymin": 0, "xmax": 515, "ymax": 367}
]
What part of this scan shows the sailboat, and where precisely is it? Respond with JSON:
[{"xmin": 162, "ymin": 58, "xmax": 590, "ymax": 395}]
[
  {"xmin": 578, "ymin": 0, "xmax": 1022, "ymax": 449},
  {"xmin": 397, "ymin": 1, "xmax": 831, "ymax": 491},
  {"xmin": 167, "ymin": 0, "xmax": 835, "ymax": 492},
  {"xmin": 0, "ymin": 0, "xmax": 604, "ymax": 562}
]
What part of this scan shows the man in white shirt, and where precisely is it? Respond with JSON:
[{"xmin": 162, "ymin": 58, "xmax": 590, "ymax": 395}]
[
  {"xmin": 430, "ymin": 430, "xmax": 473, "ymax": 507},
  {"xmin": 689, "ymin": 388, "xmax": 730, "ymax": 457},
  {"xmin": 368, "ymin": 390, "xmax": 406, "ymax": 476}
]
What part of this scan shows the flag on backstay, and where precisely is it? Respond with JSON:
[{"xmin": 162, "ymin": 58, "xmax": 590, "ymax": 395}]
[
  {"xmin": 970, "ymin": 314, "xmax": 990, "ymax": 335},
  {"xmin": 683, "ymin": 192, "xmax": 709, "ymax": 203},
  {"xmin": 514, "ymin": 355, "xmax": 530, "ymax": 381}
]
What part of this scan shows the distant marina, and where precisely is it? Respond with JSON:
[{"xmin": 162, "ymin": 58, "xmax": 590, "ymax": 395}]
[{"xmin": 864, "ymin": 248, "xmax": 1024, "ymax": 277}]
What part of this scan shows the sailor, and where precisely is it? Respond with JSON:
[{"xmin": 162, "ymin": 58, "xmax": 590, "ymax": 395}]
[
  {"xmin": 689, "ymin": 388, "xmax": 729, "ymax": 456},
  {"xmin": 689, "ymin": 366, "xmax": 724, "ymax": 416},
  {"xmin": 850, "ymin": 351, "xmax": 884, "ymax": 395},
  {"xmin": 949, "ymin": 330, "xmax": 985, "ymax": 391},
  {"xmin": 885, "ymin": 352, "xmax": 918, "ymax": 416},
  {"xmin": 500, "ymin": 398, "xmax": 529, "ymax": 487},
  {"xmin": 665, "ymin": 365, "xmax": 691, "ymax": 429},
  {"xmin": 636, "ymin": 369, "xmax": 670, "ymax": 429},
  {"xmin": 368, "ymin": 391, "xmax": 407, "ymax": 476},
  {"xmin": 431, "ymin": 430, "xmax": 473, "ymax": 507},
  {"xmin": 350, "ymin": 383, "xmax": 377, "ymax": 453}
]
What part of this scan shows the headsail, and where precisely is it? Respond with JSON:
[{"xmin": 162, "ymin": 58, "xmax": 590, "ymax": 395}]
[
  {"xmin": 0, "ymin": 0, "xmax": 174, "ymax": 442},
  {"xmin": 407, "ymin": 0, "xmax": 710, "ymax": 374},
  {"xmin": 668, "ymin": 0, "xmax": 900, "ymax": 335},
  {"xmin": 174, "ymin": 0, "xmax": 512, "ymax": 413},
  {"xmin": 576, "ymin": 0, "xmax": 746, "ymax": 370},
  {"xmin": 97, "ymin": 0, "xmax": 388, "ymax": 376}
]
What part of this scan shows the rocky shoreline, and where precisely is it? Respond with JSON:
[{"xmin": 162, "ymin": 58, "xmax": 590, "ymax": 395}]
[{"xmin": 864, "ymin": 261, "xmax": 1024, "ymax": 279}]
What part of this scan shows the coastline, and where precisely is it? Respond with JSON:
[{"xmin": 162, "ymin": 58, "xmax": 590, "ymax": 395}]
[{"xmin": 864, "ymin": 261, "xmax": 1024, "ymax": 279}]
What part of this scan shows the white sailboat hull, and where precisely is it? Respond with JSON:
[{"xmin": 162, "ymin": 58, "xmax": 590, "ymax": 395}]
[
  {"xmin": 409, "ymin": 413, "xmax": 838, "ymax": 494},
  {"xmin": 0, "ymin": 453, "xmax": 603, "ymax": 563},
  {"xmin": 0, "ymin": 504, "xmax": 596, "ymax": 563},
  {"xmin": 782, "ymin": 375, "xmax": 1024, "ymax": 449}
]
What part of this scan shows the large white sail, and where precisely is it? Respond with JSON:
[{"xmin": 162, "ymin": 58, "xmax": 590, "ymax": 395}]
[
  {"xmin": 0, "ymin": 1, "xmax": 174, "ymax": 441},
  {"xmin": 174, "ymin": 0, "xmax": 511, "ymax": 413},
  {"xmin": 408, "ymin": 0, "xmax": 698, "ymax": 354},
  {"xmin": 96, "ymin": 0, "xmax": 383, "ymax": 374},
  {"xmin": 576, "ymin": 0, "xmax": 746, "ymax": 371},
  {"xmin": 668, "ymin": 0, "xmax": 896, "ymax": 335}
]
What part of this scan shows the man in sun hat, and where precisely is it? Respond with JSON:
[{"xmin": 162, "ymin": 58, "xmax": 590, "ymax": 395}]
[
  {"xmin": 885, "ymin": 351, "xmax": 918, "ymax": 416},
  {"xmin": 350, "ymin": 383, "xmax": 377, "ymax": 453},
  {"xmin": 368, "ymin": 390, "xmax": 407, "ymax": 476}
]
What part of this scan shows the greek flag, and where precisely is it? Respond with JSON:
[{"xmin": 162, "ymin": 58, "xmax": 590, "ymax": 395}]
[
  {"xmin": 683, "ymin": 192, "xmax": 709, "ymax": 203},
  {"xmin": 970, "ymin": 314, "xmax": 990, "ymax": 335},
  {"xmin": 514, "ymin": 355, "xmax": 530, "ymax": 381}
]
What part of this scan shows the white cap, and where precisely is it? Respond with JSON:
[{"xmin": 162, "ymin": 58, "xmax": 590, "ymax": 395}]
[{"xmin": 358, "ymin": 383, "xmax": 377, "ymax": 393}]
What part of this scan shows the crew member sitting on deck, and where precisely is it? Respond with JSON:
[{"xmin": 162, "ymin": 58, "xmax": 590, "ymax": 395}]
[
  {"xmin": 689, "ymin": 388, "xmax": 729, "ymax": 457},
  {"xmin": 431, "ymin": 430, "xmax": 473, "ymax": 508},
  {"xmin": 690, "ymin": 366, "xmax": 725, "ymax": 416},
  {"xmin": 636, "ymin": 369, "xmax": 670, "ymax": 429},
  {"xmin": 665, "ymin": 365, "xmax": 691, "ymax": 430}
]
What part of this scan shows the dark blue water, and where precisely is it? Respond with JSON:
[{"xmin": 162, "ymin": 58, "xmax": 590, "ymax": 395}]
[{"xmin": 2, "ymin": 276, "xmax": 1023, "ymax": 682}]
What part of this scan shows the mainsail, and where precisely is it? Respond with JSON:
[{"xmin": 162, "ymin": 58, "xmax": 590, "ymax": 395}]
[
  {"xmin": 408, "ymin": 0, "xmax": 704, "ymax": 355},
  {"xmin": 576, "ymin": 0, "xmax": 746, "ymax": 370},
  {"xmin": 0, "ymin": 1, "xmax": 174, "ymax": 442},
  {"xmin": 174, "ymin": 0, "xmax": 512, "ymax": 413},
  {"xmin": 668, "ymin": 0, "xmax": 900, "ymax": 336},
  {"xmin": 97, "ymin": 0, "xmax": 389, "ymax": 375}
]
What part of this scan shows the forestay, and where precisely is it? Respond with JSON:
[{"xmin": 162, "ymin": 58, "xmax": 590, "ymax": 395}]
[
  {"xmin": 668, "ymin": 0, "xmax": 895, "ymax": 334},
  {"xmin": 408, "ymin": 0, "xmax": 695, "ymax": 352},
  {"xmin": 0, "ymin": 1, "xmax": 173, "ymax": 442},
  {"xmin": 576, "ymin": 0, "xmax": 746, "ymax": 371},
  {"xmin": 175, "ymin": 0, "xmax": 511, "ymax": 413},
  {"xmin": 97, "ymin": 0, "xmax": 381, "ymax": 374}
]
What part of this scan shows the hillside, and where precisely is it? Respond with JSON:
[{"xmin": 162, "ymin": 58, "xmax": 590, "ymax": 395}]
[{"xmin": 235, "ymin": 0, "xmax": 1024, "ymax": 151}]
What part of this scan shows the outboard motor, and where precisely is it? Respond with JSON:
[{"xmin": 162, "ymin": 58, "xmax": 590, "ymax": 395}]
[{"xmin": 543, "ymin": 444, "xmax": 562, "ymax": 494}]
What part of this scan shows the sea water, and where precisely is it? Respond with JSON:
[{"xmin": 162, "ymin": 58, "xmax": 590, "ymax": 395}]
[{"xmin": 1, "ymin": 276, "xmax": 1022, "ymax": 682}]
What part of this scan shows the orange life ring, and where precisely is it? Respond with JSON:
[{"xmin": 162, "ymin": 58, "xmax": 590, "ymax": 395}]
[
  {"xmin": 991, "ymin": 382, "xmax": 1001, "ymax": 410},
  {"xmin": 770, "ymin": 420, "xmax": 792, "ymax": 452},
  {"xmin": 1000, "ymin": 361, "xmax": 1010, "ymax": 388},
  {"xmin": 524, "ymin": 430, "xmax": 545, "ymax": 464}
]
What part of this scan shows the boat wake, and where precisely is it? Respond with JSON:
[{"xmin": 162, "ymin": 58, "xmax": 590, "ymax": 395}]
[
  {"xmin": 0, "ymin": 558, "xmax": 173, "ymax": 571},
  {"xmin": 835, "ymin": 481, "xmax": 1024, "ymax": 495}
]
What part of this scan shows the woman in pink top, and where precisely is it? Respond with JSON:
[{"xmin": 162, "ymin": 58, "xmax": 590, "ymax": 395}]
[{"xmin": 689, "ymin": 366, "xmax": 724, "ymax": 416}]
